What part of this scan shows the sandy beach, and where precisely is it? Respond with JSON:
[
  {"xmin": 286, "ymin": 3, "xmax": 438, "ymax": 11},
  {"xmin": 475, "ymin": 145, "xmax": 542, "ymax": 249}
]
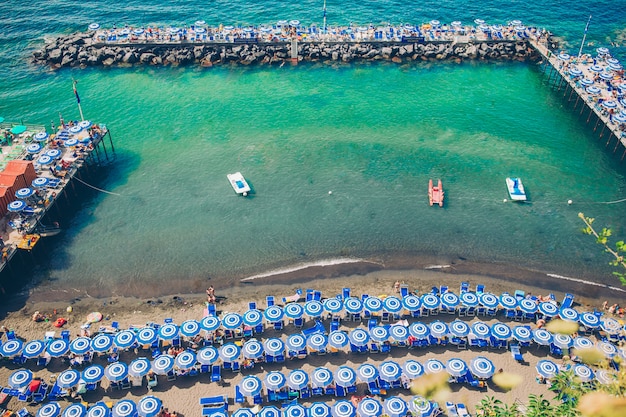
[{"xmin": 0, "ymin": 268, "xmax": 622, "ymax": 417}]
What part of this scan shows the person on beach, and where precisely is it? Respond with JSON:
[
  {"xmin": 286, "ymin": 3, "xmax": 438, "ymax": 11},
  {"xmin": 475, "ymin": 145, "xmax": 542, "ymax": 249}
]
[
  {"xmin": 393, "ymin": 281, "xmax": 401, "ymax": 293},
  {"xmin": 206, "ymin": 286, "xmax": 215, "ymax": 303}
]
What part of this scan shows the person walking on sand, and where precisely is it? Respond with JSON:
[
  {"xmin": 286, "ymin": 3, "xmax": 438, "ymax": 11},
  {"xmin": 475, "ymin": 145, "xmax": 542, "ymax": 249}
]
[{"xmin": 206, "ymin": 286, "xmax": 215, "ymax": 303}]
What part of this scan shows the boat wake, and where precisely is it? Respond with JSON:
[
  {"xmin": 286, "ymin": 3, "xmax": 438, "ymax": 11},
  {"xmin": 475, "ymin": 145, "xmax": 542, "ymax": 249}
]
[
  {"xmin": 546, "ymin": 273, "xmax": 626, "ymax": 293},
  {"xmin": 240, "ymin": 257, "xmax": 382, "ymax": 282}
]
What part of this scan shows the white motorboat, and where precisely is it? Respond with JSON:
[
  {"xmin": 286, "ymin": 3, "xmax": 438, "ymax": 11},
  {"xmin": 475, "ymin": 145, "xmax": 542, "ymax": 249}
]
[
  {"xmin": 227, "ymin": 172, "xmax": 251, "ymax": 196},
  {"xmin": 506, "ymin": 177, "xmax": 527, "ymax": 201}
]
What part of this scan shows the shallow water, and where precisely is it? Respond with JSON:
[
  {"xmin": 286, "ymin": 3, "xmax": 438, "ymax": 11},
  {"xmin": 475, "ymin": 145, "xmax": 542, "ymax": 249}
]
[{"xmin": 1, "ymin": 1, "xmax": 626, "ymax": 297}]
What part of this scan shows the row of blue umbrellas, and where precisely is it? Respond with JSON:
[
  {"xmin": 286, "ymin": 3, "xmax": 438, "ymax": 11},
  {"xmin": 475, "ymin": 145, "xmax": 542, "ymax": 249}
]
[
  {"xmin": 34, "ymin": 396, "xmax": 161, "ymax": 417},
  {"xmin": 535, "ymin": 360, "xmax": 600, "ymax": 383}
]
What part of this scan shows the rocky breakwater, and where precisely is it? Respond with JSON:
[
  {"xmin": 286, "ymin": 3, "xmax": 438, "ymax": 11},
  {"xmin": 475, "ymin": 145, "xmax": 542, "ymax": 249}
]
[{"xmin": 32, "ymin": 32, "xmax": 540, "ymax": 68}]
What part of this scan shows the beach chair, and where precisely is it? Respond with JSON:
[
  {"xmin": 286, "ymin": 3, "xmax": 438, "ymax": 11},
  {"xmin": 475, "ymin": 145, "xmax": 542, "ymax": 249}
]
[
  {"xmin": 211, "ymin": 365, "xmax": 221, "ymax": 382},
  {"xmin": 510, "ymin": 344, "xmax": 524, "ymax": 362},
  {"xmin": 342, "ymin": 288, "xmax": 351, "ymax": 300},
  {"xmin": 312, "ymin": 387, "xmax": 323, "ymax": 397},
  {"xmin": 294, "ymin": 318, "xmax": 304, "ymax": 329},
  {"xmin": 330, "ymin": 318, "xmax": 340, "ymax": 332},
  {"xmin": 456, "ymin": 404, "xmax": 470, "ymax": 417},
  {"xmin": 550, "ymin": 344, "xmax": 563, "ymax": 357},
  {"xmin": 380, "ymin": 343, "xmax": 391, "ymax": 354},
  {"xmin": 253, "ymin": 394, "xmax": 263, "ymax": 404},
  {"xmin": 274, "ymin": 321, "xmax": 284, "ymax": 331},
  {"xmin": 514, "ymin": 290, "xmax": 525, "ymax": 300},
  {"xmin": 313, "ymin": 291, "xmax": 322, "ymax": 301},
  {"xmin": 335, "ymin": 385, "xmax": 346, "ymax": 397},
  {"xmin": 431, "ymin": 287, "xmax": 439, "ymax": 295},
  {"xmin": 306, "ymin": 290, "xmax": 315, "ymax": 302},
  {"xmin": 254, "ymin": 323, "xmax": 264, "ymax": 334},
  {"xmin": 460, "ymin": 282, "xmax": 469, "ymax": 293},
  {"xmin": 235, "ymin": 386, "xmax": 245, "ymax": 404},
  {"xmin": 16, "ymin": 409, "xmax": 30, "ymax": 417},
  {"xmin": 248, "ymin": 302, "xmax": 257, "ymax": 310},
  {"xmin": 400, "ymin": 285, "xmax": 409, "ymax": 298},
  {"xmin": 476, "ymin": 284, "xmax": 485, "ymax": 295},
  {"xmin": 266, "ymin": 296, "xmax": 275, "ymax": 307},
  {"xmin": 207, "ymin": 304, "xmax": 217, "ymax": 316},
  {"xmin": 446, "ymin": 403, "xmax": 459, "ymax": 417},
  {"xmin": 561, "ymin": 293, "xmax": 574, "ymax": 309},
  {"xmin": 61, "ymin": 330, "xmax": 71, "ymax": 341},
  {"xmin": 367, "ymin": 381, "xmax": 380, "ymax": 395}
]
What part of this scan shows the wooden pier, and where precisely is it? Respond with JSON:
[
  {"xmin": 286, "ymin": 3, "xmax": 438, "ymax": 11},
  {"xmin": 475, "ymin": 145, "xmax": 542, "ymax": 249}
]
[{"xmin": 528, "ymin": 39, "xmax": 626, "ymax": 160}]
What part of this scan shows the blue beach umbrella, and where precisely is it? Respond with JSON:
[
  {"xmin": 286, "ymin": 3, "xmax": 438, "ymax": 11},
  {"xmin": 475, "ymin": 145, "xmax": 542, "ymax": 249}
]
[
  {"xmin": 324, "ymin": 298, "xmax": 343, "ymax": 314},
  {"xmin": 328, "ymin": 331, "xmax": 349, "ymax": 349},
  {"xmin": 559, "ymin": 308, "xmax": 579, "ymax": 322},
  {"xmin": 239, "ymin": 375, "xmax": 262, "ymax": 397},
  {"xmin": 491, "ymin": 323, "xmax": 512, "ymax": 340},
  {"xmin": 471, "ymin": 321, "xmax": 490, "ymax": 339},
  {"xmin": 284, "ymin": 404, "xmax": 307, "ymax": 417},
  {"xmin": 105, "ymin": 362, "xmax": 129, "ymax": 382},
  {"xmin": 379, "ymin": 361, "xmax": 402, "ymax": 382},
  {"xmin": 536, "ymin": 360, "xmax": 559, "ymax": 379},
  {"xmin": 421, "ymin": 294, "xmax": 440, "ymax": 310},
  {"xmin": 232, "ymin": 410, "xmax": 254, "ymax": 417},
  {"xmin": 383, "ymin": 296, "xmax": 403, "ymax": 313},
  {"xmin": 579, "ymin": 312, "xmax": 600, "ymax": 329},
  {"xmin": 532, "ymin": 329, "xmax": 553, "ymax": 345},
  {"xmin": 512, "ymin": 326, "xmax": 532, "ymax": 343},
  {"xmin": 357, "ymin": 364, "xmax": 379, "ymax": 383},
  {"xmin": 370, "ymin": 326, "xmax": 389, "ymax": 343},
  {"xmin": 409, "ymin": 322, "xmax": 429, "ymax": 339},
  {"xmin": 449, "ymin": 321, "xmax": 470, "ymax": 338},
  {"xmin": 137, "ymin": 397, "xmax": 160, "ymax": 417},
  {"xmin": 64, "ymin": 138, "xmax": 79, "ymax": 147},
  {"xmin": 357, "ymin": 398, "xmax": 382, "ymax": 417},
  {"xmin": 389, "ymin": 325, "xmax": 409, "ymax": 343},
  {"xmin": 46, "ymin": 149, "xmax": 62, "ymax": 159},
  {"xmin": 384, "ymin": 397, "xmax": 408, "ymax": 417},
  {"xmin": 197, "ymin": 346, "xmax": 219, "ymax": 365},
  {"xmin": 219, "ymin": 343, "xmax": 241, "ymax": 362},
  {"xmin": 263, "ymin": 338, "xmax": 284, "ymax": 357},
  {"xmin": 479, "ymin": 293, "xmax": 499, "ymax": 309},
  {"xmin": 364, "ymin": 296, "xmax": 383, "ymax": 313},
  {"xmin": 9, "ymin": 369, "xmax": 33, "ymax": 389},
  {"xmin": 569, "ymin": 68, "xmax": 583, "ymax": 77},
  {"xmin": 425, "ymin": 359, "xmax": 445, "ymax": 374},
  {"xmin": 151, "ymin": 355, "xmax": 175, "ymax": 375},
  {"xmin": 69, "ymin": 337, "xmax": 92, "ymax": 355},
  {"xmin": 242, "ymin": 339, "xmax": 264, "ymax": 359},
  {"xmin": 47, "ymin": 339, "xmax": 70, "ymax": 357},
  {"xmin": 129, "ymin": 358, "xmax": 151, "ymax": 377},
  {"xmin": 441, "ymin": 292, "xmax": 460, "ymax": 309},
  {"xmin": 558, "ymin": 52, "xmax": 571, "ymax": 60},
  {"xmin": 137, "ymin": 328, "xmax": 157, "ymax": 345},
  {"xmin": 287, "ymin": 369, "xmax": 309, "ymax": 390},
  {"xmin": 573, "ymin": 336, "xmax": 594, "ymax": 350},
  {"xmin": 7, "ymin": 200, "xmax": 26, "ymax": 213},
  {"xmin": 349, "ymin": 328, "xmax": 370, "ymax": 347},
  {"xmin": 574, "ymin": 364, "xmax": 595, "ymax": 382},
  {"xmin": 589, "ymin": 64, "xmax": 604, "ymax": 72},
  {"xmin": 409, "ymin": 397, "xmax": 434, "ymax": 416},
  {"xmin": 38, "ymin": 403, "xmax": 61, "ymax": 417},
  {"xmin": 91, "ymin": 334, "xmax": 113, "ymax": 353},
  {"xmin": 344, "ymin": 297, "xmax": 363, "ymax": 314},
  {"xmin": 334, "ymin": 366, "xmax": 356, "ymax": 387},
  {"xmin": 222, "ymin": 313, "xmax": 243, "ymax": 330},
  {"xmin": 200, "ymin": 316, "xmax": 221, "ymax": 332},
  {"xmin": 519, "ymin": 299, "xmax": 538, "ymax": 314},
  {"xmin": 446, "ymin": 358, "xmax": 468, "ymax": 377},
  {"xmin": 600, "ymin": 72, "xmax": 614, "ymax": 81},
  {"xmin": 332, "ymin": 400, "xmax": 356, "ymax": 417},
  {"xmin": 175, "ymin": 350, "xmax": 196, "ymax": 369},
  {"xmin": 600, "ymin": 317, "xmax": 621, "ymax": 334},
  {"xmin": 258, "ymin": 406, "xmax": 280, "ymax": 417},
  {"xmin": 112, "ymin": 400, "xmax": 136, "ymax": 417},
  {"xmin": 552, "ymin": 334, "xmax": 573, "ymax": 349},
  {"xmin": 402, "ymin": 294, "xmax": 421, "ymax": 311},
  {"xmin": 309, "ymin": 403, "xmax": 331, "ymax": 417},
  {"xmin": 87, "ymin": 403, "xmax": 110, "ymax": 417},
  {"xmin": 23, "ymin": 340, "xmax": 46, "ymax": 358},
  {"xmin": 16, "ymin": 188, "xmax": 34, "ymax": 199},
  {"xmin": 37, "ymin": 155, "xmax": 53, "ymax": 165},
  {"xmin": 312, "ymin": 367, "xmax": 334, "ymax": 388},
  {"xmin": 402, "ymin": 360, "xmax": 424, "ymax": 379},
  {"xmin": 460, "ymin": 292, "xmax": 479, "ymax": 307},
  {"xmin": 158, "ymin": 323, "xmax": 179, "ymax": 340},
  {"xmin": 283, "ymin": 304, "xmax": 303, "ymax": 321},
  {"xmin": 429, "ymin": 321, "xmax": 449, "ymax": 338},
  {"xmin": 34, "ymin": 131, "xmax": 49, "ymax": 142},
  {"xmin": 114, "ymin": 330, "xmax": 137, "ymax": 349},
  {"xmin": 27, "ymin": 143, "xmax": 42, "ymax": 154},
  {"xmin": 69, "ymin": 125, "xmax": 83, "ymax": 134},
  {"xmin": 579, "ymin": 78, "xmax": 594, "ymax": 86},
  {"xmin": 63, "ymin": 403, "xmax": 87, "ymax": 417},
  {"xmin": 307, "ymin": 333, "xmax": 328, "ymax": 351},
  {"xmin": 597, "ymin": 341, "xmax": 618, "ymax": 358},
  {"xmin": 469, "ymin": 356, "xmax": 495, "ymax": 379},
  {"xmin": 585, "ymin": 86, "xmax": 601, "ymax": 95},
  {"xmin": 264, "ymin": 306, "xmax": 284, "ymax": 323},
  {"xmin": 305, "ymin": 300, "xmax": 324, "ymax": 317},
  {"xmin": 595, "ymin": 370, "xmax": 615, "ymax": 385},
  {"xmin": 499, "ymin": 294, "xmax": 518, "ymax": 310},
  {"xmin": 180, "ymin": 320, "xmax": 201, "ymax": 337},
  {"xmin": 286, "ymin": 334, "xmax": 306, "ymax": 352},
  {"xmin": 57, "ymin": 369, "xmax": 81, "ymax": 388},
  {"xmin": 82, "ymin": 365, "xmax": 105, "ymax": 383},
  {"xmin": 265, "ymin": 371, "xmax": 286, "ymax": 391}
]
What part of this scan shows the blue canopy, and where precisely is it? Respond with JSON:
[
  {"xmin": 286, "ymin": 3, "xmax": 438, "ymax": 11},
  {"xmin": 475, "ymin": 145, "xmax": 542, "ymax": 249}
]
[
  {"xmin": 536, "ymin": 359, "xmax": 559, "ymax": 378},
  {"xmin": 239, "ymin": 375, "xmax": 262, "ymax": 396},
  {"xmin": 7, "ymin": 200, "xmax": 26, "ymax": 212},
  {"xmin": 57, "ymin": 369, "xmax": 81, "ymax": 388},
  {"xmin": 402, "ymin": 295, "xmax": 421, "ymax": 311},
  {"xmin": 332, "ymin": 401, "xmax": 356, "ymax": 417},
  {"xmin": 532, "ymin": 329, "xmax": 553, "ymax": 345},
  {"xmin": 370, "ymin": 326, "xmax": 389, "ymax": 343},
  {"xmin": 357, "ymin": 398, "xmax": 382, "ymax": 417},
  {"xmin": 105, "ymin": 362, "xmax": 129, "ymax": 382},
  {"xmin": 38, "ymin": 403, "xmax": 61, "ymax": 417},
  {"xmin": 469, "ymin": 356, "xmax": 495, "ymax": 379},
  {"xmin": 409, "ymin": 322, "xmax": 430, "ymax": 339},
  {"xmin": 63, "ymin": 403, "xmax": 87, "ymax": 417},
  {"xmin": 323, "ymin": 298, "xmax": 343, "ymax": 314},
  {"xmin": 23, "ymin": 340, "xmax": 46, "ymax": 358},
  {"xmin": 200, "ymin": 316, "xmax": 221, "ymax": 332},
  {"xmin": 87, "ymin": 403, "xmax": 111, "ymax": 417},
  {"xmin": 312, "ymin": 367, "xmax": 334, "ymax": 388},
  {"xmin": 304, "ymin": 301, "xmax": 324, "ymax": 317},
  {"xmin": 263, "ymin": 338, "xmax": 284, "ymax": 356},
  {"xmin": 258, "ymin": 406, "xmax": 280, "ymax": 417},
  {"xmin": 344, "ymin": 297, "xmax": 363, "ymax": 314},
  {"xmin": 136, "ymin": 327, "xmax": 157, "ymax": 345},
  {"xmin": 363, "ymin": 296, "xmax": 383, "ymax": 312},
  {"xmin": 429, "ymin": 321, "xmax": 449, "ymax": 338},
  {"xmin": 129, "ymin": 358, "xmax": 151, "ymax": 377},
  {"xmin": 519, "ymin": 299, "xmax": 538, "ymax": 314},
  {"xmin": 379, "ymin": 361, "xmax": 402, "ymax": 382},
  {"xmin": 9, "ymin": 369, "xmax": 33, "ymax": 389},
  {"xmin": 222, "ymin": 313, "xmax": 243, "ymax": 329},
  {"xmin": 81, "ymin": 365, "xmax": 105, "ymax": 383},
  {"xmin": 334, "ymin": 366, "xmax": 356, "ymax": 387},
  {"xmin": 218, "ymin": 343, "xmax": 241, "ymax": 362},
  {"xmin": 348, "ymin": 328, "xmax": 370, "ymax": 347},
  {"xmin": 384, "ymin": 397, "xmax": 408, "ymax": 417},
  {"xmin": 512, "ymin": 326, "xmax": 532, "ymax": 343},
  {"xmin": 402, "ymin": 360, "xmax": 424, "ymax": 379},
  {"xmin": 180, "ymin": 320, "xmax": 201, "ymax": 337},
  {"xmin": 471, "ymin": 321, "xmax": 490, "ymax": 339},
  {"xmin": 15, "ymin": 188, "xmax": 34, "ymax": 199},
  {"xmin": 91, "ymin": 334, "xmax": 113, "ymax": 353},
  {"xmin": 287, "ymin": 369, "xmax": 309, "ymax": 390},
  {"xmin": 441, "ymin": 292, "xmax": 460, "ymax": 308},
  {"xmin": 328, "ymin": 331, "xmax": 349, "ymax": 349},
  {"xmin": 175, "ymin": 350, "xmax": 197, "ymax": 369},
  {"xmin": 449, "ymin": 320, "xmax": 470, "ymax": 337},
  {"xmin": 446, "ymin": 358, "xmax": 468, "ymax": 377},
  {"xmin": 559, "ymin": 307, "xmax": 579, "ymax": 322},
  {"xmin": 552, "ymin": 334, "xmax": 573, "ymax": 349},
  {"xmin": 264, "ymin": 306, "xmax": 284, "ymax": 323},
  {"xmin": 265, "ymin": 371, "xmax": 286, "ymax": 390},
  {"xmin": 389, "ymin": 325, "xmax": 409, "ymax": 342},
  {"xmin": 112, "ymin": 400, "xmax": 136, "ymax": 417},
  {"xmin": 573, "ymin": 364, "xmax": 594, "ymax": 382},
  {"xmin": 242, "ymin": 339, "xmax": 264, "ymax": 359},
  {"xmin": 424, "ymin": 359, "xmax": 445, "ymax": 374},
  {"xmin": 460, "ymin": 292, "xmax": 479, "ymax": 307},
  {"xmin": 284, "ymin": 404, "xmax": 306, "ymax": 417},
  {"xmin": 309, "ymin": 403, "xmax": 331, "ymax": 417},
  {"xmin": 383, "ymin": 296, "xmax": 403, "ymax": 313},
  {"xmin": 307, "ymin": 333, "xmax": 328, "ymax": 351},
  {"xmin": 573, "ymin": 336, "xmax": 594, "ymax": 350},
  {"xmin": 151, "ymin": 355, "xmax": 175, "ymax": 375},
  {"xmin": 138, "ymin": 397, "xmax": 161, "ymax": 417},
  {"xmin": 499, "ymin": 294, "xmax": 518, "ymax": 310},
  {"xmin": 69, "ymin": 337, "xmax": 92, "ymax": 355},
  {"xmin": 357, "ymin": 363, "xmax": 379, "ymax": 383},
  {"xmin": 479, "ymin": 293, "xmax": 498, "ymax": 308},
  {"xmin": 197, "ymin": 346, "xmax": 219, "ymax": 365},
  {"xmin": 579, "ymin": 312, "xmax": 600, "ymax": 328},
  {"xmin": 491, "ymin": 322, "xmax": 512, "ymax": 340},
  {"xmin": 283, "ymin": 304, "xmax": 304, "ymax": 320},
  {"xmin": 47, "ymin": 339, "xmax": 70, "ymax": 357},
  {"xmin": 114, "ymin": 330, "xmax": 137, "ymax": 349},
  {"xmin": 158, "ymin": 323, "xmax": 179, "ymax": 340},
  {"xmin": 286, "ymin": 334, "xmax": 307, "ymax": 351}
]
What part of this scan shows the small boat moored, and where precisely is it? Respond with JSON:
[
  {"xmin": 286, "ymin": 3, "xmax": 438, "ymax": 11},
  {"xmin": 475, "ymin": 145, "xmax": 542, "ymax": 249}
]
[
  {"xmin": 227, "ymin": 172, "xmax": 251, "ymax": 196},
  {"xmin": 428, "ymin": 179, "xmax": 444, "ymax": 207},
  {"xmin": 506, "ymin": 177, "xmax": 527, "ymax": 201}
]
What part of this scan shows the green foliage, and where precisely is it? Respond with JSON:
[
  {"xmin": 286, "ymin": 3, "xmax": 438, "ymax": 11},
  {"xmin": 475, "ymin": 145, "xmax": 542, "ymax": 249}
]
[{"xmin": 578, "ymin": 212, "xmax": 626, "ymax": 286}]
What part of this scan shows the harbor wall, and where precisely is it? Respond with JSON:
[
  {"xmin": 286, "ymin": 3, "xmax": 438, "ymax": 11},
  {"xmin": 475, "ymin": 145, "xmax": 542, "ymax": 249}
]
[{"xmin": 32, "ymin": 33, "xmax": 540, "ymax": 68}]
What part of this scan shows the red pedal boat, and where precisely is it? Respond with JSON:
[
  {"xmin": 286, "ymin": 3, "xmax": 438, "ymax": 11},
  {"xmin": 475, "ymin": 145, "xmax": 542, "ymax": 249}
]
[{"xmin": 428, "ymin": 179, "xmax": 444, "ymax": 207}]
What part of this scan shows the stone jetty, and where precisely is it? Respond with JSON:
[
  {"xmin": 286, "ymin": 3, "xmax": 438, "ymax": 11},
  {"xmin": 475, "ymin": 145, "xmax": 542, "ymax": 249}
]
[{"xmin": 32, "ymin": 31, "xmax": 544, "ymax": 69}]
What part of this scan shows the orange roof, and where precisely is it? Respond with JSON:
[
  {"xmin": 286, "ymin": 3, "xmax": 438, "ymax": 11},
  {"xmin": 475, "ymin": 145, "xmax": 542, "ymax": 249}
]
[{"xmin": 4, "ymin": 160, "xmax": 35, "ymax": 176}]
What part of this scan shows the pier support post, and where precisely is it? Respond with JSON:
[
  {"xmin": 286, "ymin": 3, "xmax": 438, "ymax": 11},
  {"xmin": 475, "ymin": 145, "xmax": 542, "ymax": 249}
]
[{"xmin": 290, "ymin": 38, "xmax": 298, "ymax": 64}]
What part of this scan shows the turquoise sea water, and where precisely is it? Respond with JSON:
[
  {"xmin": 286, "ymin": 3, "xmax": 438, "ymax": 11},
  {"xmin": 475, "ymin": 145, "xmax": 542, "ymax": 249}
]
[{"xmin": 1, "ymin": 1, "xmax": 626, "ymax": 297}]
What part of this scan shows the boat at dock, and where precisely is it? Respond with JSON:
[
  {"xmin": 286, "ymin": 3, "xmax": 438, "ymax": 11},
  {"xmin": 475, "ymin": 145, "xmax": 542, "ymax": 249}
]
[
  {"xmin": 34, "ymin": 222, "xmax": 62, "ymax": 237},
  {"xmin": 428, "ymin": 179, "xmax": 444, "ymax": 207},
  {"xmin": 227, "ymin": 172, "xmax": 251, "ymax": 196},
  {"xmin": 506, "ymin": 177, "xmax": 527, "ymax": 201}
]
